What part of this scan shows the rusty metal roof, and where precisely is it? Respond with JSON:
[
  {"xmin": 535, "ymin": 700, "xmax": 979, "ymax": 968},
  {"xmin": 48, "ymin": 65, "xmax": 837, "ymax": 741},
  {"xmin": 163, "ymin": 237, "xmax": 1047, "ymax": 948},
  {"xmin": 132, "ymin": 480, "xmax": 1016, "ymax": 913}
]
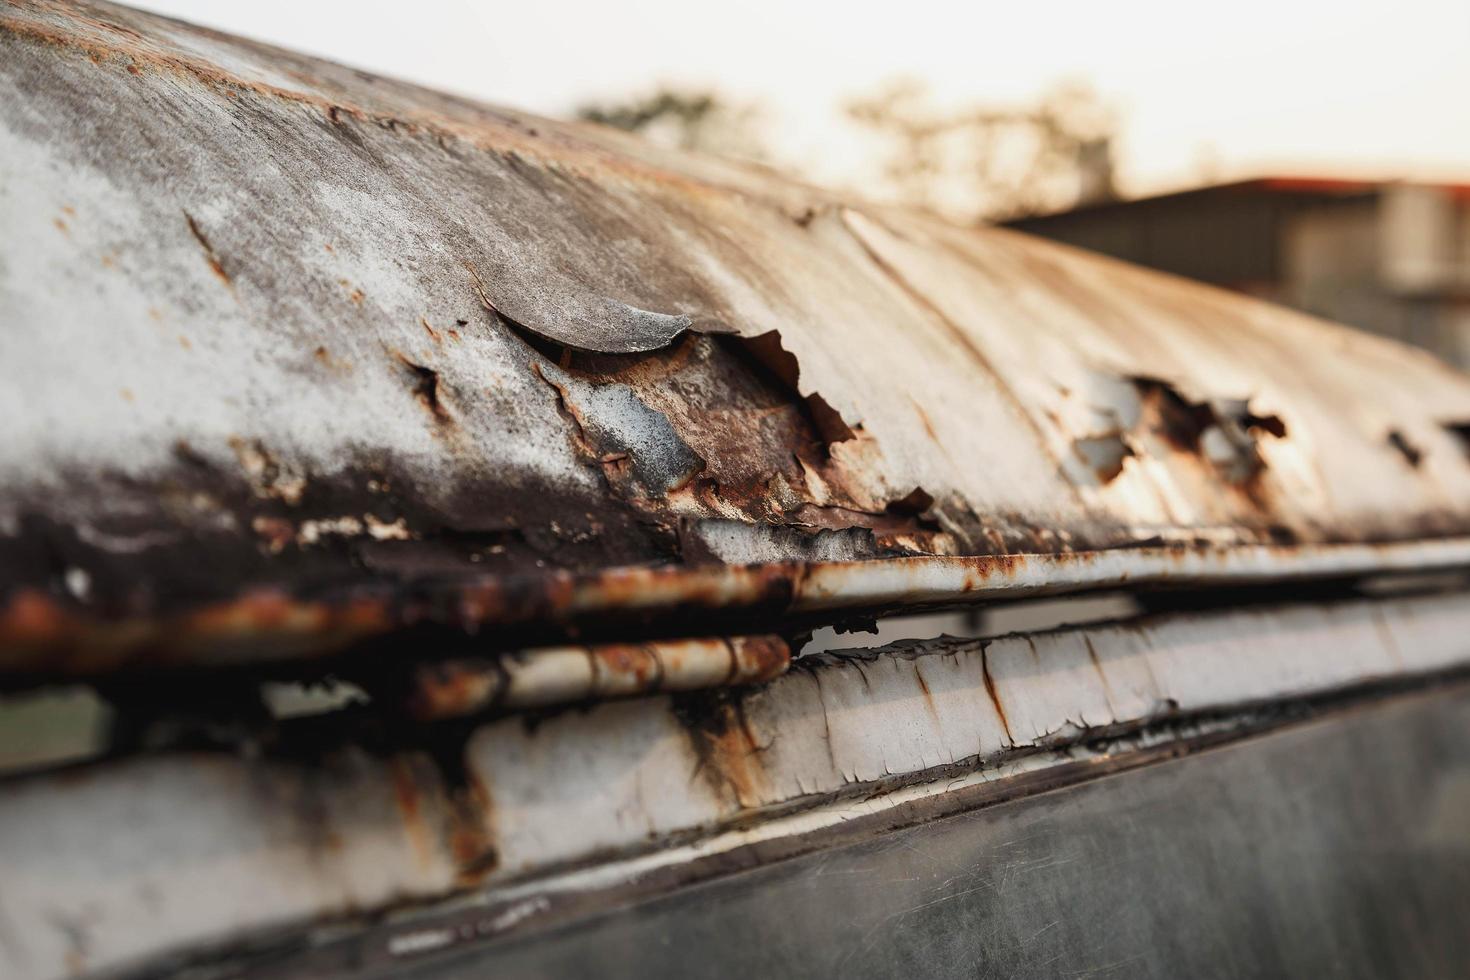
[{"xmin": 6, "ymin": 0, "xmax": 1470, "ymax": 674}]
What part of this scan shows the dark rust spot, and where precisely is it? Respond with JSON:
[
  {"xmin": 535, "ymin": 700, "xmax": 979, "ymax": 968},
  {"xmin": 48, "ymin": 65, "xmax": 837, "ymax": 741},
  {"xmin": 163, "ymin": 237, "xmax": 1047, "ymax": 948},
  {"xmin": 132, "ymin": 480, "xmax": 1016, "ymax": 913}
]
[
  {"xmin": 1132, "ymin": 377, "xmax": 1216, "ymax": 452},
  {"xmin": 885, "ymin": 486, "xmax": 935, "ymax": 516},
  {"xmin": 725, "ymin": 330, "xmax": 857, "ymax": 450},
  {"xmin": 394, "ymin": 355, "xmax": 453, "ymax": 426},
  {"xmin": 408, "ymin": 659, "xmax": 502, "ymax": 721},
  {"xmin": 1387, "ymin": 429, "xmax": 1422, "ymax": 468},
  {"xmin": 1081, "ymin": 634, "xmax": 1117, "ymax": 708}
]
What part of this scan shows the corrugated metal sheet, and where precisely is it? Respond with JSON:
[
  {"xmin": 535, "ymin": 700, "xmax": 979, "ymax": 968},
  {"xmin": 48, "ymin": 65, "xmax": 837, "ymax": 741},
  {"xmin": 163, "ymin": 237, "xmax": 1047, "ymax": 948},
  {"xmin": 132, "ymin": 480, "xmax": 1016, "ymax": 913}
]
[{"xmin": 5, "ymin": 1, "xmax": 1470, "ymax": 667}]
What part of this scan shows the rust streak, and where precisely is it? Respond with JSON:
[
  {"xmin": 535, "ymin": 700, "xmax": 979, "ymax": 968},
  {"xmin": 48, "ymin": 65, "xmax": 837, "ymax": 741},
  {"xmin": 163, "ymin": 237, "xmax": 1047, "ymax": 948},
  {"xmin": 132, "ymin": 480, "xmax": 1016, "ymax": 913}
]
[
  {"xmin": 182, "ymin": 211, "xmax": 232, "ymax": 286},
  {"xmin": 979, "ymin": 642, "xmax": 1014, "ymax": 745}
]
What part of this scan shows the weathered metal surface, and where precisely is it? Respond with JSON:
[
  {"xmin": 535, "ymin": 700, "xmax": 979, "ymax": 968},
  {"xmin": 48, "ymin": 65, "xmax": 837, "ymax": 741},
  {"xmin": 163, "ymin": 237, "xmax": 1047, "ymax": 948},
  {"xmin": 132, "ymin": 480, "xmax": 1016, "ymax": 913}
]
[
  {"xmin": 2, "ymin": 590, "xmax": 1467, "ymax": 978},
  {"xmin": 5, "ymin": 1, "xmax": 1470, "ymax": 666},
  {"xmin": 5, "ymin": 537, "xmax": 1470, "ymax": 679},
  {"xmin": 404, "ymin": 688, "xmax": 1470, "ymax": 980},
  {"xmin": 406, "ymin": 635, "xmax": 790, "ymax": 719}
]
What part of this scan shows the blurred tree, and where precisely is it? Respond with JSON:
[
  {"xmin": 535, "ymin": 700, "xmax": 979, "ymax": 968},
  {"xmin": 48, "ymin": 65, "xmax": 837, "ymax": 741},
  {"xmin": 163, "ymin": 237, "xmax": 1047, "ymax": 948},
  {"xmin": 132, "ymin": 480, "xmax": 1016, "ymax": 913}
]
[
  {"xmin": 846, "ymin": 79, "xmax": 1118, "ymax": 222},
  {"xmin": 576, "ymin": 88, "xmax": 768, "ymax": 162},
  {"xmin": 576, "ymin": 81, "xmax": 1118, "ymax": 224}
]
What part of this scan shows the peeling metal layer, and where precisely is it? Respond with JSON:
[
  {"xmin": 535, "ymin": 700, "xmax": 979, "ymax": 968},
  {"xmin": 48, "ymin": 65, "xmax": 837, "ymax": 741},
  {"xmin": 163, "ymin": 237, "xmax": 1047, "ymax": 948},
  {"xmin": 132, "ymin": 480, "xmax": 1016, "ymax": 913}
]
[
  {"xmin": 5, "ymin": 2, "xmax": 1470, "ymax": 658},
  {"xmin": 3, "ymin": 590, "xmax": 1468, "ymax": 978}
]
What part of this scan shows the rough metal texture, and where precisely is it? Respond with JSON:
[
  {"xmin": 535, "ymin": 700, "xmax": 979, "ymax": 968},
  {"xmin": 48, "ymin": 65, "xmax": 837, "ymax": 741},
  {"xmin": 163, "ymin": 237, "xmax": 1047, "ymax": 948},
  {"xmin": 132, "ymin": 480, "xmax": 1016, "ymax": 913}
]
[
  {"xmin": 429, "ymin": 688, "xmax": 1470, "ymax": 980},
  {"xmin": 2, "ymin": 589, "xmax": 1467, "ymax": 978},
  {"xmin": 6, "ymin": 1, "xmax": 1470, "ymax": 667}
]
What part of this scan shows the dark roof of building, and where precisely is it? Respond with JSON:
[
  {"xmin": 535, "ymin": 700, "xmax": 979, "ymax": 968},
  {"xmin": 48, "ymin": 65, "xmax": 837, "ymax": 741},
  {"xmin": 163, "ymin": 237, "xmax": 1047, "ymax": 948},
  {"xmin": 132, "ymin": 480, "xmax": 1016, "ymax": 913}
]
[{"xmin": 1012, "ymin": 176, "xmax": 1470, "ymax": 225}]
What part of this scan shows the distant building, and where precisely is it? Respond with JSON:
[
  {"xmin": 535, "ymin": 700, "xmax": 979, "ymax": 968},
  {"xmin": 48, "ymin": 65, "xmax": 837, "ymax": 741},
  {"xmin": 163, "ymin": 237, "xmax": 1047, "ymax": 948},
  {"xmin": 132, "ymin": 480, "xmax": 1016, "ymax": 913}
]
[{"xmin": 1008, "ymin": 178, "xmax": 1470, "ymax": 370}]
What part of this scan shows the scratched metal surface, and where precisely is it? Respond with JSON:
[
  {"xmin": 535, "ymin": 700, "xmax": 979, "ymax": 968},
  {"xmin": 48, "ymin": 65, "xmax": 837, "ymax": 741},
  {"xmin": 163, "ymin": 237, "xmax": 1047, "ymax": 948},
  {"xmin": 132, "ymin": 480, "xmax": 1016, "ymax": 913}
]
[
  {"xmin": 397, "ymin": 686, "xmax": 1470, "ymax": 980},
  {"xmin": 5, "ymin": 1, "xmax": 1470, "ymax": 667}
]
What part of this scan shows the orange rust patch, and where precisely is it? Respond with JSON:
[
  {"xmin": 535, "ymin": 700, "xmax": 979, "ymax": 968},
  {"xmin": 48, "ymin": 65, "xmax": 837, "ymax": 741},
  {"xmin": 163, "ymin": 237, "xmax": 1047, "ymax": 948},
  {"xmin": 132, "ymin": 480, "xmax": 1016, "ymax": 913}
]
[
  {"xmin": 0, "ymin": 591, "xmax": 71, "ymax": 652},
  {"xmin": 701, "ymin": 701, "xmax": 771, "ymax": 810},
  {"xmin": 593, "ymin": 643, "xmax": 661, "ymax": 687},
  {"xmin": 409, "ymin": 660, "xmax": 501, "ymax": 720},
  {"xmin": 729, "ymin": 635, "xmax": 790, "ymax": 683}
]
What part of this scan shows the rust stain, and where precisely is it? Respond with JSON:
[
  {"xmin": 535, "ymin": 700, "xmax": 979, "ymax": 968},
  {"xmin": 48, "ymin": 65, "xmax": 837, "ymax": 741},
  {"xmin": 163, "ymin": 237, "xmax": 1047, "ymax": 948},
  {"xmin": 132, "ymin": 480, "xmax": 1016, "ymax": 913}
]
[
  {"xmin": 446, "ymin": 765, "xmax": 498, "ymax": 885},
  {"xmin": 388, "ymin": 758, "xmax": 436, "ymax": 873},
  {"xmin": 1081, "ymin": 634, "xmax": 1118, "ymax": 711},
  {"xmin": 727, "ymin": 636, "xmax": 790, "ymax": 684},
  {"xmin": 979, "ymin": 643, "xmax": 1014, "ymax": 745},
  {"xmin": 593, "ymin": 642, "xmax": 662, "ymax": 688},
  {"xmin": 182, "ymin": 211, "xmax": 232, "ymax": 286},
  {"xmin": 393, "ymin": 353, "xmax": 454, "ymax": 427},
  {"xmin": 909, "ymin": 396, "xmax": 940, "ymax": 444},
  {"xmin": 1388, "ymin": 429, "xmax": 1423, "ymax": 468},
  {"xmin": 912, "ymin": 666, "xmax": 939, "ymax": 720},
  {"xmin": 408, "ymin": 660, "xmax": 503, "ymax": 721},
  {"xmin": 699, "ymin": 700, "xmax": 771, "ymax": 810}
]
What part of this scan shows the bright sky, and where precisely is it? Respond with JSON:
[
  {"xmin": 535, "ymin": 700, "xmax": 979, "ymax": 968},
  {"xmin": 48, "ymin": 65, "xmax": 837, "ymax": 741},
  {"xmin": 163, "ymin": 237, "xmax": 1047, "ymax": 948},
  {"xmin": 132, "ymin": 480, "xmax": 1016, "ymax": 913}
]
[{"xmin": 132, "ymin": 0, "xmax": 1470, "ymax": 197}]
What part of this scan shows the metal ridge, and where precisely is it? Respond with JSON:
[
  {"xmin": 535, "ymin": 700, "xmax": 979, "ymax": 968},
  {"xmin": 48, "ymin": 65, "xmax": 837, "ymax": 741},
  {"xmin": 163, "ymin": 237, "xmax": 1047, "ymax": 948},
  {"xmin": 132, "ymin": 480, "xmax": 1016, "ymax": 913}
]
[{"xmin": 4, "ymin": 537, "xmax": 1469, "ymax": 677}]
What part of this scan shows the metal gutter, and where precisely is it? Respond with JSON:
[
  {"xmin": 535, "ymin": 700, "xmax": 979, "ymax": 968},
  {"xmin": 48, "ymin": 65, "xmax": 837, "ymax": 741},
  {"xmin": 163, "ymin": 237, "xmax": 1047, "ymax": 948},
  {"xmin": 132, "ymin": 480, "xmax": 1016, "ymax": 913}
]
[{"xmin": 4, "ymin": 538, "xmax": 1470, "ymax": 677}]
